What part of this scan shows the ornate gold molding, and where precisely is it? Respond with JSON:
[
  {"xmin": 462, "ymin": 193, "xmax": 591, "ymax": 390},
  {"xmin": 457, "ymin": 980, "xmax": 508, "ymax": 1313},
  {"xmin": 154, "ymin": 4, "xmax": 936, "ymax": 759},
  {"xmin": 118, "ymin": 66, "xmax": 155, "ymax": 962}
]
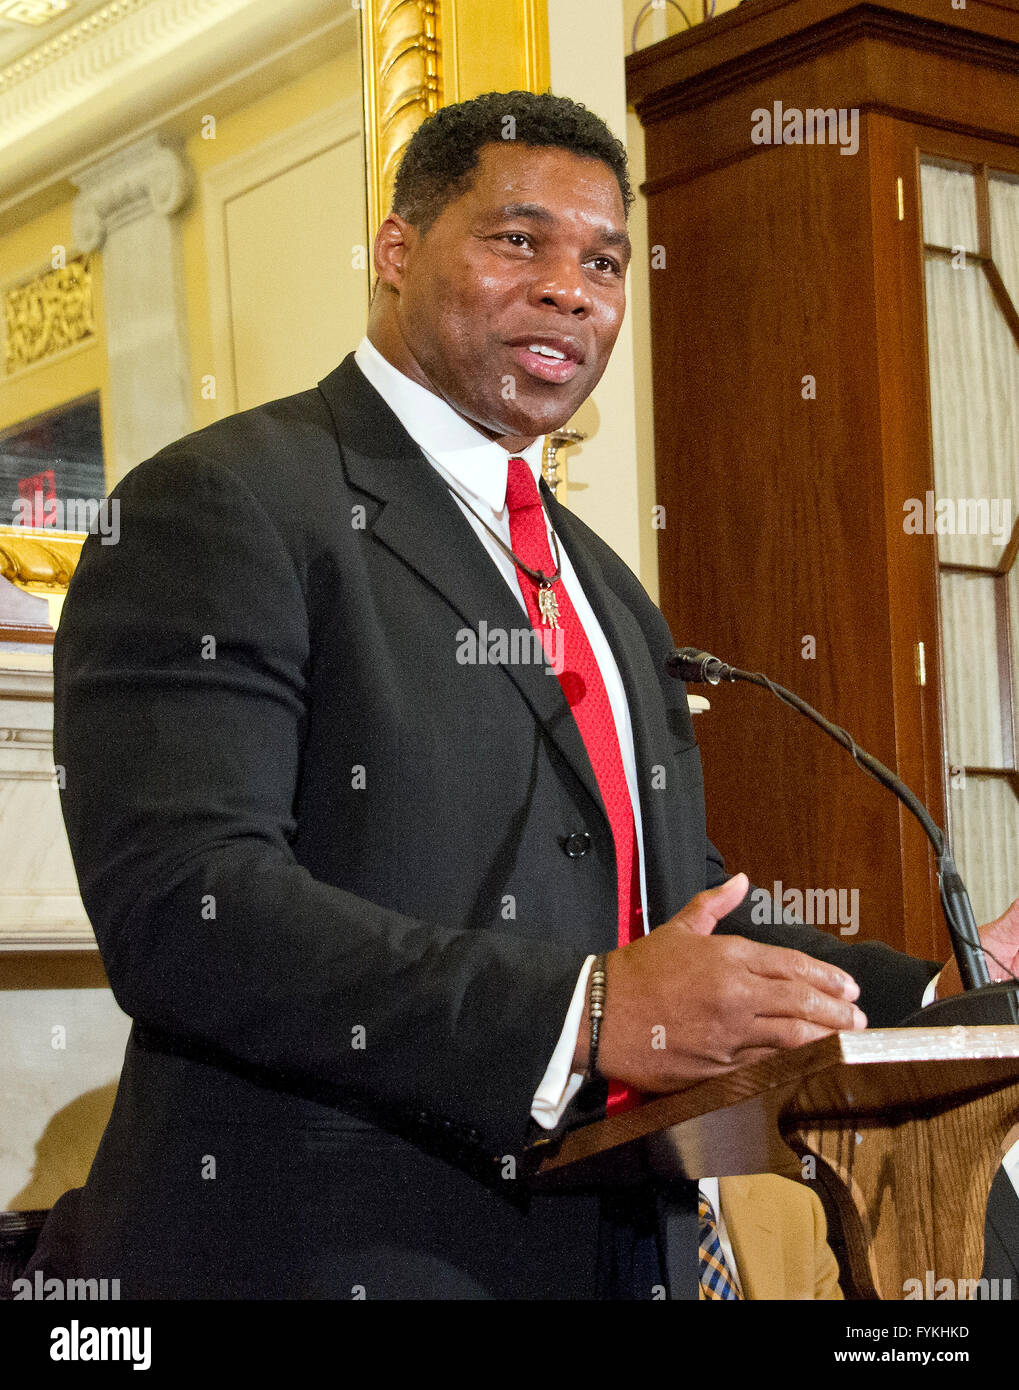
[
  {"xmin": 3, "ymin": 255, "xmax": 96, "ymax": 374},
  {"xmin": 359, "ymin": 0, "xmax": 551, "ymax": 245},
  {"xmin": 0, "ymin": 528, "xmax": 83, "ymax": 595},
  {"xmin": 359, "ymin": 0, "xmax": 559, "ymax": 494},
  {"xmin": 360, "ymin": 0, "xmax": 444, "ymax": 245}
]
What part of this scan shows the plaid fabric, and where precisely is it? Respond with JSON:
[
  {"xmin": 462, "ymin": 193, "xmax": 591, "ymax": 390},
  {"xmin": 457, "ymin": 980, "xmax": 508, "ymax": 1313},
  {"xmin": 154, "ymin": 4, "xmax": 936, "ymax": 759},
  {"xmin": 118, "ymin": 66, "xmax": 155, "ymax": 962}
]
[{"xmin": 698, "ymin": 1193, "xmax": 741, "ymax": 1300}]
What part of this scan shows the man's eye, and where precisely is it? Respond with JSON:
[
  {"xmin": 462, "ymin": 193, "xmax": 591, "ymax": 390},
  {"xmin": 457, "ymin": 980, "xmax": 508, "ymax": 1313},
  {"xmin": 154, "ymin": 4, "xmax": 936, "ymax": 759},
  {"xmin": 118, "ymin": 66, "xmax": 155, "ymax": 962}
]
[
  {"xmin": 590, "ymin": 256, "xmax": 621, "ymax": 274},
  {"xmin": 501, "ymin": 233, "xmax": 532, "ymax": 248}
]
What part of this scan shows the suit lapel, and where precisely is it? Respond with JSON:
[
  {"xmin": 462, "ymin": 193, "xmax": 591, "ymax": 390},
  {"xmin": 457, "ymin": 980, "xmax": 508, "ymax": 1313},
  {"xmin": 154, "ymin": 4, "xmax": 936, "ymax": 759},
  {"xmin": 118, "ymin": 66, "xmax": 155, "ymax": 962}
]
[
  {"xmin": 317, "ymin": 355, "xmax": 605, "ymax": 819},
  {"xmin": 719, "ymin": 1176, "xmax": 782, "ymax": 1301}
]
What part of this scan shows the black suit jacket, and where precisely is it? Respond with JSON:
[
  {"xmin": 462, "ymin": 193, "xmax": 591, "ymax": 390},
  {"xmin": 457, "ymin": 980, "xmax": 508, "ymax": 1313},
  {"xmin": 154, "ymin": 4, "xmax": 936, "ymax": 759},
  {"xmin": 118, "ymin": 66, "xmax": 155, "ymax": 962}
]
[
  {"xmin": 28, "ymin": 355, "xmax": 938, "ymax": 1298},
  {"xmin": 983, "ymin": 1169, "xmax": 1019, "ymax": 1296}
]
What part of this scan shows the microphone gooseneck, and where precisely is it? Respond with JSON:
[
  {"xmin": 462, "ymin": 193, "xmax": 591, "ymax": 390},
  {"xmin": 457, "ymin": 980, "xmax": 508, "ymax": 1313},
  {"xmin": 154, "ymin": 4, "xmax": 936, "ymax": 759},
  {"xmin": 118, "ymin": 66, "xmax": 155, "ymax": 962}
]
[{"xmin": 668, "ymin": 646, "xmax": 1016, "ymax": 1009}]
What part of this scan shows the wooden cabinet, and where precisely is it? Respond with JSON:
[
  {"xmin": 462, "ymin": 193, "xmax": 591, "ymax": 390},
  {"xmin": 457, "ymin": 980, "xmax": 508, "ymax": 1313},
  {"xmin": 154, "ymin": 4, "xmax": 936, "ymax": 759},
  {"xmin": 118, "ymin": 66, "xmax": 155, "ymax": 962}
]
[{"xmin": 626, "ymin": 0, "xmax": 1019, "ymax": 961}]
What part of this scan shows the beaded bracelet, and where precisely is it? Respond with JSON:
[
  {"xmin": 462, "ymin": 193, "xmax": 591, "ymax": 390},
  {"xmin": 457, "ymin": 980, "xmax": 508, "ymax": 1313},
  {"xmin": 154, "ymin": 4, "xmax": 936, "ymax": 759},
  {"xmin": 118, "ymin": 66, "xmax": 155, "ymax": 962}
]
[{"xmin": 585, "ymin": 954, "xmax": 608, "ymax": 1081}]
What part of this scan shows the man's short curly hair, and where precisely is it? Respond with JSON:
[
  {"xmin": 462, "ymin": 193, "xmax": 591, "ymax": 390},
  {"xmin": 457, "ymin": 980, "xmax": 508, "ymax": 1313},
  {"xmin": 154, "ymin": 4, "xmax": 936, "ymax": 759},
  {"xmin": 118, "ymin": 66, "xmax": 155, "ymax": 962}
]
[{"xmin": 391, "ymin": 90, "xmax": 634, "ymax": 235}]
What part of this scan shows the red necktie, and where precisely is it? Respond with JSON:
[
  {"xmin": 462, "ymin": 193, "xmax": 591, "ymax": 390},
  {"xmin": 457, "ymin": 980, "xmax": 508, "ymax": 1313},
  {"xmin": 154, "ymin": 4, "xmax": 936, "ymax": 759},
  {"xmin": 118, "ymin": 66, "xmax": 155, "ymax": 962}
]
[{"xmin": 504, "ymin": 456, "xmax": 641, "ymax": 1114}]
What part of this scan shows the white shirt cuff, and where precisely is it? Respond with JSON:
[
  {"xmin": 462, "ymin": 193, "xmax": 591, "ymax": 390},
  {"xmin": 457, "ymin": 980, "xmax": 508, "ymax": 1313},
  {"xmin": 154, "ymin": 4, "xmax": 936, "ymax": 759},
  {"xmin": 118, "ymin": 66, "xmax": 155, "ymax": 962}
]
[
  {"xmin": 921, "ymin": 970, "xmax": 942, "ymax": 1007},
  {"xmin": 530, "ymin": 956, "xmax": 595, "ymax": 1131}
]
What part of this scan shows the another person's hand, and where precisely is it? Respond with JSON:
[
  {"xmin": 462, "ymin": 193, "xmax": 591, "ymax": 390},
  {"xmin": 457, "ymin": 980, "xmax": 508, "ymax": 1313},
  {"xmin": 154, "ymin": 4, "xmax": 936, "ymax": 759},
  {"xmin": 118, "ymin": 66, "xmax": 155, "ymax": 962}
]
[
  {"xmin": 935, "ymin": 894, "xmax": 1019, "ymax": 999},
  {"xmin": 573, "ymin": 873, "xmax": 866, "ymax": 1090}
]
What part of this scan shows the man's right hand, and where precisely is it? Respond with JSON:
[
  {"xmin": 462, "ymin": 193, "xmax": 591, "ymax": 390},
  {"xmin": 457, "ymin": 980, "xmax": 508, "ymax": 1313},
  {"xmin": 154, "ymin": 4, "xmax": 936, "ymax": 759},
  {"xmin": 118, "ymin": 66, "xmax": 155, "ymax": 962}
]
[{"xmin": 572, "ymin": 873, "xmax": 867, "ymax": 1089}]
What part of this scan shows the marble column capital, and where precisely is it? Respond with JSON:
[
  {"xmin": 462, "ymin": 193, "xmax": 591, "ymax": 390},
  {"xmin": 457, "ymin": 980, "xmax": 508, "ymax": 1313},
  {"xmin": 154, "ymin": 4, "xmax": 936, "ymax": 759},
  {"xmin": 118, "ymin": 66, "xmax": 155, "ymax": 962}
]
[{"xmin": 71, "ymin": 134, "xmax": 193, "ymax": 253}]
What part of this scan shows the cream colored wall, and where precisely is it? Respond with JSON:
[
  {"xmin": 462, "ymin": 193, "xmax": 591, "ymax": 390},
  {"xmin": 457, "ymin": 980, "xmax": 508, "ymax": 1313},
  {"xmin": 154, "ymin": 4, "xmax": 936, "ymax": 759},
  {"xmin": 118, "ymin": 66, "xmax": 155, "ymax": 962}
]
[
  {"xmin": 1, "ymin": 980, "xmax": 130, "ymax": 1211},
  {"xmin": 180, "ymin": 42, "xmax": 366, "ymax": 430},
  {"xmin": 552, "ymin": 0, "xmax": 740, "ymax": 600},
  {"xmin": 221, "ymin": 138, "xmax": 368, "ymax": 411},
  {"xmin": 548, "ymin": 0, "xmax": 666, "ymax": 602},
  {"xmin": 549, "ymin": 0, "xmax": 739, "ymax": 603}
]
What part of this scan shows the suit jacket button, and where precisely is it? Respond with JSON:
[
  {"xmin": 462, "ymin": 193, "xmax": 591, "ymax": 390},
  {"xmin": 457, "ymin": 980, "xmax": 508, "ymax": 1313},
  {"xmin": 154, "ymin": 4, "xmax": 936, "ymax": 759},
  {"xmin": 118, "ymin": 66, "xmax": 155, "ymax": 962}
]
[{"xmin": 563, "ymin": 832, "xmax": 591, "ymax": 858}]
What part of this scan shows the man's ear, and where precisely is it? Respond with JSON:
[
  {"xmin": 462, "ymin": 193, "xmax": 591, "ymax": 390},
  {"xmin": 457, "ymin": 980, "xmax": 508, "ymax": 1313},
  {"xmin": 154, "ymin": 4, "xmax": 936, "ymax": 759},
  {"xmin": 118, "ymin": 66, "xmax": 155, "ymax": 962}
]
[{"xmin": 373, "ymin": 213, "xmax": 416, "ymax": 293}]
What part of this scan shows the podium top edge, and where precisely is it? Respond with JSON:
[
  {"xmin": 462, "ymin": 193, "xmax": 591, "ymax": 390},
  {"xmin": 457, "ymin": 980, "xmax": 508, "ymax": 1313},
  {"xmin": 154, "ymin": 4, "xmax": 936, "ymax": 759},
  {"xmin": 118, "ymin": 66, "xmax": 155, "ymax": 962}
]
[{"xmin": 839, "ymin": 1024, "xmax": 1019, "ymax": 1063}]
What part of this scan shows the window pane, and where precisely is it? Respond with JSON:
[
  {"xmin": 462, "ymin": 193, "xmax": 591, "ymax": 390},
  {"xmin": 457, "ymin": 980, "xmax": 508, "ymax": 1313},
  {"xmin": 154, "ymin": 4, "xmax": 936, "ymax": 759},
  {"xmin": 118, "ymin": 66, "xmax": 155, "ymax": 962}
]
[
  {"xmin": 941, "ymin": 571, "xmax": 1006, "ymax": 768},
  {"xmin": 989, "ymin": 169, "xmax": 1019, "ymax": 313},
  {"xmin": 948, "ymin": 774, "xmax": 1019, "ymax": 928},
  {"xmin": 0, "ymin": 397, "xmax": 106, "ymax": 531},
  {"xmin": 921, "ymin": 162, "xmax": 979, "ymax": 252},
  {"xmin": 924, "ymin": 258, "xmax": 1019, "ymax": 568}
]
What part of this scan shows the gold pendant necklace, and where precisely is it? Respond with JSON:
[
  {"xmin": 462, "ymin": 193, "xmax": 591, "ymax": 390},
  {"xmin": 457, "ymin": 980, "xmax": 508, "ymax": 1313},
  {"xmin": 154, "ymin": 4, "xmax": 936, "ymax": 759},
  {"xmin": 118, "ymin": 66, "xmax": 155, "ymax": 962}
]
[
  {"xmin": 537, "ymin": 584, "xmax": 561, "ymax": 630},
  {"xmin": 446, "ymin": 483, "xmax": 564, "ymax": 629}
]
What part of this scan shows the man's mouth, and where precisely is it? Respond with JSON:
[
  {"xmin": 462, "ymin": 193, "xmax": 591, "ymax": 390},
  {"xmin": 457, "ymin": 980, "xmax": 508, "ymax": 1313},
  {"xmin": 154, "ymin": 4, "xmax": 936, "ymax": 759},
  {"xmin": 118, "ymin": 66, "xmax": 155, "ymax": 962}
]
[{"xmin": 507, "ymin": 338, "xmax": 583, "ymax": 384}]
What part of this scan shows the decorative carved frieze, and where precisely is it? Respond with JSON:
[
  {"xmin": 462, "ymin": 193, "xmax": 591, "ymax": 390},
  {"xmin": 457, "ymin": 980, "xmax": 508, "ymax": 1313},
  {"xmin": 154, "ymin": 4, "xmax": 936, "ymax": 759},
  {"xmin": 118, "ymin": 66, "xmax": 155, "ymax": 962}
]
[
  {"xmin": 2, "ymin": 254, "xmax": 95, "ymax": 373},
  {"xmin": 0, "ymin": 0, "xmax": 153, "ymax": 93}
]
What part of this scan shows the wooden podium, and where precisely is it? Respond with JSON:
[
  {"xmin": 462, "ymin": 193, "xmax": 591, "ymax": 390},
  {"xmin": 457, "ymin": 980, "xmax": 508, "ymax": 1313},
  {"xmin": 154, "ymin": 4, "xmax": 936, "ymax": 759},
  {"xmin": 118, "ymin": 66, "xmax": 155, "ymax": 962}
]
[{"xmin": 532, "ymin": 1026, "xmax": 1019, "ymax": 1299}]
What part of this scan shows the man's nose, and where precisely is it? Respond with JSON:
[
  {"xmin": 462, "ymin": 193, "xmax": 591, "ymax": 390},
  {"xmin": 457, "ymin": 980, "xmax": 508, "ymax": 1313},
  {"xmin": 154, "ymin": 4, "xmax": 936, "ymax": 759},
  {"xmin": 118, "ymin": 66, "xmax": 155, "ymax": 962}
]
[{"xmin": 529, "ymin": 259, "xmax": 593, "ymax": 315}]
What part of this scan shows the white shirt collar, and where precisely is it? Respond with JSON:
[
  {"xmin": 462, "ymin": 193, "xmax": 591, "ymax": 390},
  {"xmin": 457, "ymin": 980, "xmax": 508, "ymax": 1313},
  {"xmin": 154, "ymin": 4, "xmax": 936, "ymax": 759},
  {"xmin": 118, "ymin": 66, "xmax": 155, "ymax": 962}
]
[{"xmin": 353, "ymin": 334, "xmax": 545, "ymax": 515}]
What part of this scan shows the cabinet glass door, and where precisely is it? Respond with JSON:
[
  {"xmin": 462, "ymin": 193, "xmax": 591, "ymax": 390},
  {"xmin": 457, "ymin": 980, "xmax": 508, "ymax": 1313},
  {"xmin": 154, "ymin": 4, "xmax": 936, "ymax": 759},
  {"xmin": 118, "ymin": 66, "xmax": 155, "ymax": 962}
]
[{"xmin": 920, "ymin": 160, "xmax": 1019, "ymax": 927}]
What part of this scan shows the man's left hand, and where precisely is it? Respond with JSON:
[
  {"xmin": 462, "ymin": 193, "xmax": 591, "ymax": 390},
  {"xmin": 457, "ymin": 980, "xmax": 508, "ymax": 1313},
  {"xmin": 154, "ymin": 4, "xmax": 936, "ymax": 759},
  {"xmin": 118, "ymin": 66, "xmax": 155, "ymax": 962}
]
[{"xmin": 936, "ymin": 894, "xmax": 1019, "ymax": 998}]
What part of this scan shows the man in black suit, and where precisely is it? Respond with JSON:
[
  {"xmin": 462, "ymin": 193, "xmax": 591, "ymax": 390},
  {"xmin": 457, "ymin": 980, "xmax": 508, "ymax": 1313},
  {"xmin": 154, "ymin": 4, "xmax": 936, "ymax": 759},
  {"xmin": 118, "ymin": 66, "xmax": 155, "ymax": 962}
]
[{"xmin": 28, "ymin": 91, "xmax": 1019, "ymax": 1299}]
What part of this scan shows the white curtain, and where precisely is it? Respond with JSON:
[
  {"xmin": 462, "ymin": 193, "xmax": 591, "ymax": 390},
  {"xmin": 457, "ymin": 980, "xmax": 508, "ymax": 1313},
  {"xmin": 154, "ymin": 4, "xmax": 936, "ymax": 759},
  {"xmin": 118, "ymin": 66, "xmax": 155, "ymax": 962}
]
[
  {"xmin": 923, "ymin": 258, "xmax": 1019, "ymax": 568},
  {"xmin": 921, "ymin": 162, "xmax": 1019, "ymax": 924},
  {"xmin": 990, "ymin": 171, "xmax": 1019, "ymax": 315},
  {"xmin": 921, "ymin": 162, "xmax": 979, "ymax": 252}
]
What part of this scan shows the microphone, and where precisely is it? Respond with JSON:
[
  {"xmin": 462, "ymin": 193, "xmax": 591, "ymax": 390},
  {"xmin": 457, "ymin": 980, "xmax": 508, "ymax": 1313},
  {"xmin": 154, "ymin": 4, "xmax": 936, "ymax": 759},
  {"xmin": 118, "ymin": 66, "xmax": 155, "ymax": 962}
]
[
  {"xmin": 666, "ymin": 648, "xmax": 735, "ymax": 685},
  {"xmin": 668, "ymin": 646, "xmax": 1019, "ymax": 1025}
]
